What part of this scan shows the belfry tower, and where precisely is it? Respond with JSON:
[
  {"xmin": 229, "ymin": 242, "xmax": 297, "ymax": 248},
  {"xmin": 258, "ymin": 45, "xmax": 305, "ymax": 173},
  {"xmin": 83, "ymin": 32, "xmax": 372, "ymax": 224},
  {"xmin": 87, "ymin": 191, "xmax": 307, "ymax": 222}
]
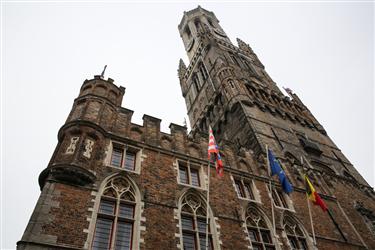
[
  {"xmin": 177, "ymin": 6, "xmax": 375, "ymax": 249},
  {"xmin": 178, "ymin": 7, "xmax": 327, "ymax": 157},
  {"xmin": 18, "ymin": 6, "xmax": 374, "ymax": 250}
]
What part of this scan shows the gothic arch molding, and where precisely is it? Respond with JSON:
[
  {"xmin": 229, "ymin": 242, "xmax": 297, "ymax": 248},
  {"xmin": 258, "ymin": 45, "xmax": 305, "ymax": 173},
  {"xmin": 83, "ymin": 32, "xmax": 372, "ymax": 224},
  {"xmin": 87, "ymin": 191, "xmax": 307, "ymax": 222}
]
[
  {"xmin": 87, "ymin": 173, "xmax": 143, "ymax": 250},
  {"xmin": 176, "ymin": 188, "xmax": 222, "ymax": 250},
  {"xmin": 243, "ymin": 204, "xmax": 279, "ymax": 250},
  {"xmin": 280, "ymin": 211, "xmax": 314, "ymax": 250}
]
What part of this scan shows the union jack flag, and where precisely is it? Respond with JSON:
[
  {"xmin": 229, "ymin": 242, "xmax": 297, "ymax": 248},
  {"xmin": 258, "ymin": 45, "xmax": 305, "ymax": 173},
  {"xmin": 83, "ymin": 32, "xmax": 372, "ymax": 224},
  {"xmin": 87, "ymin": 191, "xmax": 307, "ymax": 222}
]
[{"xmin": 208, "ymin": 126, "xmax": 224, "ymax": 177}]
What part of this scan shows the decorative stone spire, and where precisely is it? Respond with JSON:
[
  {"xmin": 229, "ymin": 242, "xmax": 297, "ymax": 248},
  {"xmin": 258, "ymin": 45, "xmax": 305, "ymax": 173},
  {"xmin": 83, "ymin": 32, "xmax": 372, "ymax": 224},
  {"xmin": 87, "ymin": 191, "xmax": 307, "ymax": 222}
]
[
  {"xmin": 236, "ymin": 38, "xmax": 254, "ymax": 54},
  {"xmin": 178, "ymin": 58, "xmax": 187, "ymax": 80}
]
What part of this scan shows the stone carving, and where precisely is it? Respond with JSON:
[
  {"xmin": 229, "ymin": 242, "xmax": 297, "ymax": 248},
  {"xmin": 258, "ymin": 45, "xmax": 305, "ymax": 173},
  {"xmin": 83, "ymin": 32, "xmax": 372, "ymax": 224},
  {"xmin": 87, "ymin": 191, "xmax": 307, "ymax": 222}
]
[
  {"xmin": 83, "ymin": 139, "xmax": 94, "ymax": 158},
  {"xmin": 66, "ymin": 137, "xmax": 79, "ymax": 154}
]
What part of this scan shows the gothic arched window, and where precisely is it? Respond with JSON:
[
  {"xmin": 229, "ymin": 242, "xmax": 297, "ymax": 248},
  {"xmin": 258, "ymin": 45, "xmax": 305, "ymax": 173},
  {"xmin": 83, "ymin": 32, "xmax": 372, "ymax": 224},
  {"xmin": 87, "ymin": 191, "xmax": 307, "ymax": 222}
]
[
  {"xmin": 246, "ymin": 207, "xmax": 275, "ymax": 250},
  {"xmin": 283, "ymin": 216, "xmax": 308, "ymax": 250},
  {"xmin": 180, "ymin": 193, "xmax": 214, "ymax": 250},
  {"xmin": 92, "ymin": 176, "xmax": 139, "ymax": 250}
]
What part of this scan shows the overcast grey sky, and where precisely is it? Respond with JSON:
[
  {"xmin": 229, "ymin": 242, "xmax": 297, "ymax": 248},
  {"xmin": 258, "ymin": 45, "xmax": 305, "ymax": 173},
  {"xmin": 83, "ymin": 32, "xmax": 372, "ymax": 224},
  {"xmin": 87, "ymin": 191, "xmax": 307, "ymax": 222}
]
[{"xmin": 1, "ymin": 2, "xmax": 374, "ymax": 249}]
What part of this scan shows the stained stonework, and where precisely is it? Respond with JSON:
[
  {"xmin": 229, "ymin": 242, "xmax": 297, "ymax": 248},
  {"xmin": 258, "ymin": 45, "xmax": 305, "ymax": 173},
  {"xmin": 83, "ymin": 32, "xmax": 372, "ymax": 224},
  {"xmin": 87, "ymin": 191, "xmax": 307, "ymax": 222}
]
[{"xmin": 18, "ymin": 6, "xmax": 374, "ymax": 250}]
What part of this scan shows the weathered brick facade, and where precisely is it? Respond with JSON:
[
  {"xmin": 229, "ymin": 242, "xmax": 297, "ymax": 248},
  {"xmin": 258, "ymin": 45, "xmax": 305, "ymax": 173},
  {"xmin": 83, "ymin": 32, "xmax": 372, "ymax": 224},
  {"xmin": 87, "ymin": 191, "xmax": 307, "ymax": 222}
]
[{"xmin": 18, "ymin": 6, "xmax": 374, "ymax": 250}]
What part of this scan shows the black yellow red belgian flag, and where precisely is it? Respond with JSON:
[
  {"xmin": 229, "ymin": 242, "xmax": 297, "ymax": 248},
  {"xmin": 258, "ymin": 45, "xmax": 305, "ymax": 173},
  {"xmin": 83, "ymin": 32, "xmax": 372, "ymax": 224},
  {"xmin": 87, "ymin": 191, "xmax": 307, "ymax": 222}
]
[{"xmin": 304, "ymin": 175, "xmax": 328, "ymax": 212}]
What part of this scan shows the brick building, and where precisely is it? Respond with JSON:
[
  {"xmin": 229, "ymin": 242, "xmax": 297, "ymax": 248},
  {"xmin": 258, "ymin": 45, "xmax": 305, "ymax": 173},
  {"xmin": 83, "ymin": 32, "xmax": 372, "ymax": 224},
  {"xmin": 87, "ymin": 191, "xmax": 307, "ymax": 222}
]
[{"xmin": 18, "ymin": 6, "xmax": 375, "ymax": 250}]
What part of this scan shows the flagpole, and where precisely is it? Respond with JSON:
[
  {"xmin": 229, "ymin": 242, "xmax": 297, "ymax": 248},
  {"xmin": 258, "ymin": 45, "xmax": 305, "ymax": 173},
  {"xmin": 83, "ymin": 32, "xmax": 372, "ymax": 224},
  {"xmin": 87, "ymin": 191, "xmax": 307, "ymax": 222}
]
[
  {"xmin": 266, "ymin": 145, "xmax": 276, "ymax": 235},
  {"xmin": 205, "ymin": 157, "xmax": 211, "ymax": 250},
  {"xmin": 302, "ymin": 156, "xmax": 317, "ymax": 247}
]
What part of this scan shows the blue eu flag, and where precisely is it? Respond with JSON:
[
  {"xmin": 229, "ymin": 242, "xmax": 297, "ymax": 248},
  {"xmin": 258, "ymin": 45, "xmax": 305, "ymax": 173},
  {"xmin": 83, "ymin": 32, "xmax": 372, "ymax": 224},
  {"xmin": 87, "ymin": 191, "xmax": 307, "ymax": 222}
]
[{"xmin": 268, "ymin": 149, "xmax": 293, "ymax": 194}]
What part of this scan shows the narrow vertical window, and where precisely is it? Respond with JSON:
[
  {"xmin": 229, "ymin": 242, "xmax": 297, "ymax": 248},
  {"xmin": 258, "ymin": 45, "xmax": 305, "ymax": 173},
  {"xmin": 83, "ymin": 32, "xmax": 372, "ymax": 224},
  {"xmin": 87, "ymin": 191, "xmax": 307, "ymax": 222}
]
[
  {"xmin": 278, "ymin": 190, "xmax": 288, "ymax": 208},
  {"xmin": 244, "ymin": 183, "xmax": 254, "ymax": 200},
  {"xmin": 235, "ymin": 180, "xmax": 245, "ymax": 198},
  {"xmin": 111, "ymin": 146, "xmax": 123, "ymax": 167},
  {"xmin": 92, "ymin": 217, "xmax": 113, "ymax": 250},
  {"xmin": 181, "ymin": 194, "xmax": 213, "ymax": 250},
  {"xmin": 272, "ymin": 188, "xmax": 288, "ymax": 208},
  {"xmin": 182, "ymin": 216, "xmax": 196, "ymax": 250},
  {"xmin": 190, "ymin": 169, "xmax": 200, "ymax": 187},
  {"xmin": 124, "ymin": 151, "xmax": 136, "ymax": 171},
  {"xmin": 192, "ymin": 74, "xmax": 200, "ymax": 92},
  {"xmin": 180, "ymin": 166, "xmax": 189, "ymax": 184},
  {"xmin": 199, "ymin": 63, "xmax": 208, "ymax": 81}
]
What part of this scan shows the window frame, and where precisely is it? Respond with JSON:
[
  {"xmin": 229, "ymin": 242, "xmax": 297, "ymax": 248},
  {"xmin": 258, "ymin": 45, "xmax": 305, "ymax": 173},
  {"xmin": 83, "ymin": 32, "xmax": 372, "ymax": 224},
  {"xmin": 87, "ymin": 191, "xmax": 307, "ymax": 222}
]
[
  {"xmin": 177, "ymin": 160, "xmax": 204, "ymax": 189},
  {"xmin": 268, "ymin": 186, "xmax": 294, "ymax": 211},
  {"xmin": 124, "ymin": 150, "xmax": 136, "ymax": 171},
  {"xmin": 232, "ymin": 176, "xmax": 259, "ymax": 203},
  {"xmin": 108, "ymin": 142, "xmax": 141, "ymax": 174},
  {"xmin": 272, "ymin": 188, "xmax": 288, "ymax": 208}
]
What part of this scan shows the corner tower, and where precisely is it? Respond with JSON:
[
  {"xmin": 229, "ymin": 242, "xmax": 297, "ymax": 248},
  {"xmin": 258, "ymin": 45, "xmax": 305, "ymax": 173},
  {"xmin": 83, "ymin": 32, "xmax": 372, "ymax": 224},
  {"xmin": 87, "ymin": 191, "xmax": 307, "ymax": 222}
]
[{"xmin": 18, "ymin": 75, "xmax": 127, "ymax": 250}]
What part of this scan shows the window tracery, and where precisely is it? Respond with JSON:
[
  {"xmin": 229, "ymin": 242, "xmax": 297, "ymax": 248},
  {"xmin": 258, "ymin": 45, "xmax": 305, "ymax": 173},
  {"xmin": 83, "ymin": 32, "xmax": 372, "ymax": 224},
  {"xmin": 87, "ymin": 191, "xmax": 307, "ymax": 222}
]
[
  {"xmin": 91, "ymin": 176, "xmax": 139, "ymax": 250},
  {"xmin": 180, "ymin": 193, "xmax": 216, "ymax": 250},
  {"xmin": 245, "ymin": 207, "xmax": 275, "ymax": 250},
  {"xmin": 283, "ymin": 215, "xmax": 309, "ymax": 250}
]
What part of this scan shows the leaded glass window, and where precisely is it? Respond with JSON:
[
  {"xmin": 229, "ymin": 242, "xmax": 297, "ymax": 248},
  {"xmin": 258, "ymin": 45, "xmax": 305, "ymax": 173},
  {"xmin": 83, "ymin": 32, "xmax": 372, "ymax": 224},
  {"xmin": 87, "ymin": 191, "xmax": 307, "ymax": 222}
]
[
  {"xmin": 110, "ymin": 144, "xmax": 138, "ymax": 171},
  {"xmin": 180, "ymin": 194, "xmax": 213, "ymax": 250},
  {"xmin": 92, "ymin": 177, "xmax": 137, "ymax": 250},
  {"xmin": 178, "ymin": 161, "xmax": 201, "ymax": 188}
]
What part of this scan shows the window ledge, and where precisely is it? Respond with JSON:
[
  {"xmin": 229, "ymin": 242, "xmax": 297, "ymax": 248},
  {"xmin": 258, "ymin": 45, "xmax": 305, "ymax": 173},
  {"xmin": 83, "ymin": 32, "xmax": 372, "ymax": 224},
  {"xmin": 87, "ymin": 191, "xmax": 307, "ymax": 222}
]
[
  {"xmin": 178, "ymin": 182, "xmax": 207, "ymax": 191},
  {"xmin": 106, "ymin": 165, "xmax": 140, "ymax": 175},
  {"xmin": 274, "ymin": 206, "xmax": 295, "ymax": 213},
  {"xmin": 238, "ymin": 197, "xmax": 262, "ymax": 205}
]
